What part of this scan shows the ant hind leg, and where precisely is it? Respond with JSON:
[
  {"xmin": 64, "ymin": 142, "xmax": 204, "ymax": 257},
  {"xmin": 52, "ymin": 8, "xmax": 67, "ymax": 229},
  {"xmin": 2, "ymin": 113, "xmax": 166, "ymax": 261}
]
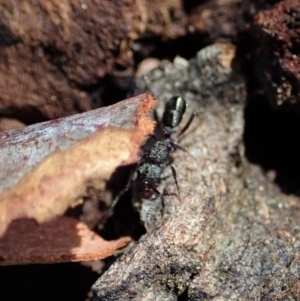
[
  {"xmin": 177, "ymin": 112, "xmax": 197, "ymax": 140},
  {"xmin": 170, "ymin": 164, "xmax": 182, "ymax": 202}
]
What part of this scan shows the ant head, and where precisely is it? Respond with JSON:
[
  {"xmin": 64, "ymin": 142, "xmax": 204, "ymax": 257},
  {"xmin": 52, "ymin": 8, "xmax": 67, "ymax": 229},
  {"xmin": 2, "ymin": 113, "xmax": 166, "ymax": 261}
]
[
  {"xmin": 135, "ymin": 179, "xmax": 160, "ymax": 199},
  {"xmin": 135, "ymin": 181, "xmax": 155, "ymax": 199},
  {"xmin": 140, "ymin": 186, "xmax": 155, "ymax": 199}
]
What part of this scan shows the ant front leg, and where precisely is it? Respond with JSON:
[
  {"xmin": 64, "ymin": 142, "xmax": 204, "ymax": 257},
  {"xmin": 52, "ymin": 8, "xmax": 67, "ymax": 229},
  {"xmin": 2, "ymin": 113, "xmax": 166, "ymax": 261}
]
[
  {"xmin": 112, "ymin": 183, "xmax": 130, "ymax": 208},
  {"xmin": 170, "ymin": 140, "xmax": 188, "ymax": 153},
  {"xmin": 140, "ymin": 184, "xmax": 161, "ymax": 200},
  {"xmin": 112, "ymin": 167, "xmax": 135, "ymax": 208},
  {"xmin": 170, "ymin": 164, "xmax": 182, "ymax": 202},
  {"xmin": 170, "ymin": 140, "xmax": 196, "ymax": 160}
]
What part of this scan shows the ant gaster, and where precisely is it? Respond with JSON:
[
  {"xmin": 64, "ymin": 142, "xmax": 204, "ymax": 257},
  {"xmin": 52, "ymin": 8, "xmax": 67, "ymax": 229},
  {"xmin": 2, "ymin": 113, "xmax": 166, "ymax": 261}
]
[{"xmin": 113, "ymin": 96, "xmax": 194, "ymax": 207}]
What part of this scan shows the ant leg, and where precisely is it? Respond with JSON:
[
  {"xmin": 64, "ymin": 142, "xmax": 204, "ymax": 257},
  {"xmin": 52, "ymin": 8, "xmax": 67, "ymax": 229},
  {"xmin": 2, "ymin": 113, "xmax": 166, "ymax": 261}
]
[
  {"xmin": 152, "ymin": 186, "xmax": 161, "ymax": 196},
  {"xmin": 138, "ymin": 183, "xmax": 161, "ymax": 200},
  {"xmin": 144, "ymin": 185, "xmax": 161, "ymax": 198},
  {"xmin": 170, "ymin": 164, "xmax": 182, "ymax": 202},
  {"xmin": 112, "ymin": 168, "xmax": 135, "ymax": 208},
  {"xmin": 177, "ymin": 112, "xmax": 197, "ymax": 139},
  {"xmin": 170, "ymin": 140, "xmax": 188, "ymax": 152},
  {"xmin": 112, "ymin": 184, "xmax": 130, "ymax": 208},
  {"xmin": 170, "ymin": 140, "xmax": 196, "ymax": 159}
]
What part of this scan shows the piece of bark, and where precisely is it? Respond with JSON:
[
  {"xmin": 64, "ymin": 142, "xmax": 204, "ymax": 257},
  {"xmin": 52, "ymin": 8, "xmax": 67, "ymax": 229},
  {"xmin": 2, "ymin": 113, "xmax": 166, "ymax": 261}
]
[
  {"xmin": 92, "ymin": 44, "xmax": 300, "ymax": 300},
  {"xmin": 0, "ymin": 216, "xmax": 131, "ymax": 264},
  {"xmin": 0, "ymin": 93, "xmax": 157, "ymax": 238},
  {"xmin": 0, "ymin": 94, "xmax": 154, "ymax": 195}
]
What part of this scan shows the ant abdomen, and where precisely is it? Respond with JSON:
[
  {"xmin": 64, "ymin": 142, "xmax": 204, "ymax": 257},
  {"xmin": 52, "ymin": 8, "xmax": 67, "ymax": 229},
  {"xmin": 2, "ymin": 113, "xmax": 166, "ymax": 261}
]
[{"xmin": 162, "ymin": 96, "xmax": 186, "ymax": 131}]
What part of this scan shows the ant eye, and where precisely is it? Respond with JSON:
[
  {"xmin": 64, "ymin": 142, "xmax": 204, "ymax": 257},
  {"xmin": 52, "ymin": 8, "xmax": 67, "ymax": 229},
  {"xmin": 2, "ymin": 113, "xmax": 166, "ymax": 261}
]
[{"xmin": 141, "ymin": 187, "xmax": 154, "ymax": 199}]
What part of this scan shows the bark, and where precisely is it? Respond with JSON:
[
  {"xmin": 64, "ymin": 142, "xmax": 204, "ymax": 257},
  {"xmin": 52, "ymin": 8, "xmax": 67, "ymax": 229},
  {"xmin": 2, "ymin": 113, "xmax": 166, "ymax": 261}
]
[{"xmin": 0, "ymin": 94, "xmax": 156, "ymax": 265}]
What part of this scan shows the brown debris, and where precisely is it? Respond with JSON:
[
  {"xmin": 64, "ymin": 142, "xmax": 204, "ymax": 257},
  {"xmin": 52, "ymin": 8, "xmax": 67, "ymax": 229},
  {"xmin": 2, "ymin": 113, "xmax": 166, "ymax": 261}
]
[
  {"xmin": 0, "ymin": 94, "xmax": 157, "ymax": 238},
  {"xmin": 0, "ymin": 217, "xmax": 131, "ymax": 264},
  {"xmin": 125, "ymin": 0, "xmax": 186, "ymax": 40},
  {"xmin": 188, "ymin": 0, "xmax": 252, "ymax": 40},
  {"xmin": 0, "ymin": 0, "xmax": 255, "ymax": 127},
  {"xmin": 249, "ymin": 0, "xmax": 300, "ymax": 110},
  {"xmin": 0, "ymin": 0, "xmax": 134, "ymax": 122}
]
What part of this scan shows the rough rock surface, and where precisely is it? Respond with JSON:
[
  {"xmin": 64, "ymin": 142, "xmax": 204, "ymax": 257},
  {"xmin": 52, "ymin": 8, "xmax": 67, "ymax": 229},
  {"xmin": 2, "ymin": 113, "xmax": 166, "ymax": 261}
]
[{"xmin": 92, "ymin": 43, "xmax": 300, "ymax": 300}]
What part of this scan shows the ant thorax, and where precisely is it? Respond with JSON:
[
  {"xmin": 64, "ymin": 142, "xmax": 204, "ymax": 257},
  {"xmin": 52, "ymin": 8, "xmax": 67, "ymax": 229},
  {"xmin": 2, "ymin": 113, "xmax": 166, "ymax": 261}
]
[
  {"xmin": 144, "ymin": 140, "xmax": 172, "ymax": 164},
  {"xmin": 134, "ymin": 163, "xmax": 163, "ymax": 200}
]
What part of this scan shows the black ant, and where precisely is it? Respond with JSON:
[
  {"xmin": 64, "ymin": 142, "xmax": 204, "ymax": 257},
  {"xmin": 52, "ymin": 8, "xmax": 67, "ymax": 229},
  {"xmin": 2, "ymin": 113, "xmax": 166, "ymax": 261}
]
[{"xmin": 113, "ymin": 96, "xmax": 195, "ymax": 210}]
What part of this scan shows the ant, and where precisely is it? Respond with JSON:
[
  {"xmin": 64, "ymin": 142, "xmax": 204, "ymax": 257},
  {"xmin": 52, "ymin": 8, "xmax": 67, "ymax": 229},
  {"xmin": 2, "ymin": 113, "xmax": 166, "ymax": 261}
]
[{"xmin": 113, "ymin": 96, "xmax": 195, "ymax": 211}]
